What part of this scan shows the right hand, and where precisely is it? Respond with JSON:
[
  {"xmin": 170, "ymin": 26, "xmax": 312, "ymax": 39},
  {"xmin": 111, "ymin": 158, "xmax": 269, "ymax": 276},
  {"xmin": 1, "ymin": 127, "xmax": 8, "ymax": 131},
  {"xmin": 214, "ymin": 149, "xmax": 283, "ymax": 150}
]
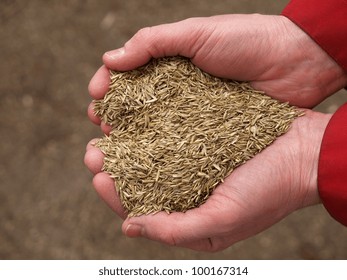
[{"xmin": 85, "ymin": 109, "xmax": 332, "ymax": 251}]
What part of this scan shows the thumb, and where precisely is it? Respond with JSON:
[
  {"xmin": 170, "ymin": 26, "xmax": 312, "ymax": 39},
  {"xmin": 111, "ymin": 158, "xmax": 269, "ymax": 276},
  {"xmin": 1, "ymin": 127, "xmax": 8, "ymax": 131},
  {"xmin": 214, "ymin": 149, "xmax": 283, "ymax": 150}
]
[
  {"xmin": 121, "ymin": 202, "xmax": 230, "ymax": 249},
  {"xmin": 102, "ymin": 18, "xmax": 211, "ymax": 71}
]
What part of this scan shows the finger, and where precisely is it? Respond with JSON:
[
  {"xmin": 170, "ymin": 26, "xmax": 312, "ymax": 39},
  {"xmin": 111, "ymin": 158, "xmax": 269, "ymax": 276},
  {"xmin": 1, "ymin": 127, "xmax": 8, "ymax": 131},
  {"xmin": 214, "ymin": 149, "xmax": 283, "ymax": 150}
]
[
  {"xmin": 102, "ymin": 18, "xmax": 209, "ymax": 71},
  {"xmin": 93, "ymin": 172, "xmax": 127, "ymax": 219},
  {"xmin": 88, "ymin": 102, "xmax": 101, "ymax": 125},
  {"xmin": 124, "ymin": 217, "xmax": 214, "ymax": 251},
  {"xmin": 121, "ymin": 195, "xmax": 230, "ymax": 247},
  {"xmin": 84, "ymin": 146, "xmax": 104, "ymax": 174},
  {"xmin": 121, "ymin": 211, "xmax": 211, "ymax": 247},
  {"xmin": 101, "ymin": 122, "xmax": 112, "ymax": 135},
  {"xmin": 88, "ymin": 65, "xmax": 111, "ymax": 100},
  {"xmin": 86, "ymin": 138, "xmax": 100, "ymax": 151}
]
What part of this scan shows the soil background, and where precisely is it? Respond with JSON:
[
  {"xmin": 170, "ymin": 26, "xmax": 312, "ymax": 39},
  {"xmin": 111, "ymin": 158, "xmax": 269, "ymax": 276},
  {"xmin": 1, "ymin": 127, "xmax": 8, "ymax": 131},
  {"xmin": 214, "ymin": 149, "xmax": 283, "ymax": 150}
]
[{"xmin": 1, "ymin": 0, "xmax": 346, "ymax": 259}]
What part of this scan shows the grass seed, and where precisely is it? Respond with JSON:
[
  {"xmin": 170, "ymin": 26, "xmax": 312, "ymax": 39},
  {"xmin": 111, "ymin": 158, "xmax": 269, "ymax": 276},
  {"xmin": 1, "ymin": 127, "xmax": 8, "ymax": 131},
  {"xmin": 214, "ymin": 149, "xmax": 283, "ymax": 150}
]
[{"xmin": 94, "ymin": 56, "xmax": 302, "ymax": 217}]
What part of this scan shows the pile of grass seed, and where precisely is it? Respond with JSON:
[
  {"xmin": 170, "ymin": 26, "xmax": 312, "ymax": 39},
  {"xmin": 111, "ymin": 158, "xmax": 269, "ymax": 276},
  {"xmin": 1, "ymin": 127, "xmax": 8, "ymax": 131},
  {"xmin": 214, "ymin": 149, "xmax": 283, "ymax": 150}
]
[{"xmin": 94, "ymin": 56, "xmax": 302, "ymax": 217}]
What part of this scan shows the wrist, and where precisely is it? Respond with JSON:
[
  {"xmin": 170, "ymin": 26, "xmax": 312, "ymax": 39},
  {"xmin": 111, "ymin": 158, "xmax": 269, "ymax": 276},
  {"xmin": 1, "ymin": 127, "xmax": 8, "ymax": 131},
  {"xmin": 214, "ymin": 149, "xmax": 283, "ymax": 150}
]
[
  {"xmin": 291, "ymin": 110, "xmax": 332, "ymax": 209},
  {"xmin": 279, "ymin": 16, "xmax": 347, "ymax": 98}
]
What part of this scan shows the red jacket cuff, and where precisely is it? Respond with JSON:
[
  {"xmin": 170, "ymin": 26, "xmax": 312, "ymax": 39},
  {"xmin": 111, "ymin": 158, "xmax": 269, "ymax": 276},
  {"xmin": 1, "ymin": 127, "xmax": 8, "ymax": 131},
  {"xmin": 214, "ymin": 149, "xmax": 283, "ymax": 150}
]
[
  {"xmin": 281, "ymin": 0, "xmax": 347, "ymax": 73},
  {"xmin": 318, "ymin": 103, "xmax": 347, "ymax": 226}
]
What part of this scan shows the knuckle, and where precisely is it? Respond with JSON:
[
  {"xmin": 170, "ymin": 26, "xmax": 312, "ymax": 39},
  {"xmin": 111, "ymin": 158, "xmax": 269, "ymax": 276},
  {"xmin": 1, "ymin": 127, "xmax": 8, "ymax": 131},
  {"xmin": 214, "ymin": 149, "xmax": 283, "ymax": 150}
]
[
  {"xmin": 127, "ymin": 26, "xmax": 160, "ymax": 56},
  {"xmin": 161, "ymin": 231, "xmax": 179, "ymax": 247},
  {"xmin": 150, "ymin": 226, "xmax": 180, "ymax": 247},
  {"xmin": 132, "ymin": 26, "xmax": 155, "ymax": 44}
]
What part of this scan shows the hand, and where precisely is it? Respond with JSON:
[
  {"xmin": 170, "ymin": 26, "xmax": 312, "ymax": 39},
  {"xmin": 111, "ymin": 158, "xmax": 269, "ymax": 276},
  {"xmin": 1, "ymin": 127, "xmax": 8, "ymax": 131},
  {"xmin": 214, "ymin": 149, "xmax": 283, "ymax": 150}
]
[
  {"xmin": 88, "ymin": 14, "xmax": 347, "ymax": 118},
  {"xmin": 85, "ymin": 109, "xmax": 331, "ymax": 251}
]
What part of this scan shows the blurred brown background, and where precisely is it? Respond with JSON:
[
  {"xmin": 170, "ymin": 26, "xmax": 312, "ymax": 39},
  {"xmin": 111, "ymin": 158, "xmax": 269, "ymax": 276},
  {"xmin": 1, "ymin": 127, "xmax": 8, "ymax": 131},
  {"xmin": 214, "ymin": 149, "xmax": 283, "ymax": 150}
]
[{"xmin": 1, "ymin": 0, "xmax": 346, "ymax": 259}]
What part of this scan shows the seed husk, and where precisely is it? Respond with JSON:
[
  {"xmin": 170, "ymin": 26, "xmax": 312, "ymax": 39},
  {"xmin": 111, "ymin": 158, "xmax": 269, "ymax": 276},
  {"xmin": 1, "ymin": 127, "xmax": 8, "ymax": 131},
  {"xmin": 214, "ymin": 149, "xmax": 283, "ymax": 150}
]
[{"xmin": 93, "ymin": 56, "xmax": 302, "ymax": 217}]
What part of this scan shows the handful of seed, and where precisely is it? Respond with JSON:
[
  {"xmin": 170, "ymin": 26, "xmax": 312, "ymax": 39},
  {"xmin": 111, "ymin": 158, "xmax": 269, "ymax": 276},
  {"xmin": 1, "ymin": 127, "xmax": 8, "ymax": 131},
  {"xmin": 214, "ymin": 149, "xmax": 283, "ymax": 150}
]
[{"xmin": 94, "ymin": 56, "xmax": 301, "ymax": 217}]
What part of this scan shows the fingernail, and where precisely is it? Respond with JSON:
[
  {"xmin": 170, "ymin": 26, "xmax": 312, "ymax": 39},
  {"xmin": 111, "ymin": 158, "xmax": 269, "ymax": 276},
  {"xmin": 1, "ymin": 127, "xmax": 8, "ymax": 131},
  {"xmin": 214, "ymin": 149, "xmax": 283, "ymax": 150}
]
[
  {"xmin": 125, "ymin": 224, "xmax": 143, "ymax": 238},
  {"xmin": 104, "ymin": 48, "xmax": 125, "ymax": 60}
]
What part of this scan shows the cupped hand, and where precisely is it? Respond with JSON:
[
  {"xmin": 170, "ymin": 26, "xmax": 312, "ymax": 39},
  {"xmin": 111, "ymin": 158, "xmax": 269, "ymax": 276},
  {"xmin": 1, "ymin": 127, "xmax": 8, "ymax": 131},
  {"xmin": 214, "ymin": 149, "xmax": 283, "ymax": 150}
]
[
  {"xmin": 88, "ymin": 14, "xmax": 347, "ymax": 119},
  {"xmin": 85, "ymin": 110, "xmax": 331, "ymax": 251}
]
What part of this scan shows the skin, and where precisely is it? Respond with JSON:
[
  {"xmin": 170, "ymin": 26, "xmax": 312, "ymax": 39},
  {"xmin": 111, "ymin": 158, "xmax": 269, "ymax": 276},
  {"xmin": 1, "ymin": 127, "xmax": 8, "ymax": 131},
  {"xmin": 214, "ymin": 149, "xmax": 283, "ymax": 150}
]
[{"xmin": 84, "ymin": 14, "xmax": 347, "ymax": 251}]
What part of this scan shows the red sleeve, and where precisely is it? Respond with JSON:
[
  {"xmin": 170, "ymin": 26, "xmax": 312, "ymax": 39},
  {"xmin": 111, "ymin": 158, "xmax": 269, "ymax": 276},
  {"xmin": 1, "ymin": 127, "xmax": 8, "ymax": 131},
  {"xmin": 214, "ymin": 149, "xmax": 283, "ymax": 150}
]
[
  {"xmin": 318, "ymin": 103, "xmax": 347, "ymax": 226},
  {"xmin": 282, "ymin": 0, "xmax": 347, "ymax": 226},
  {"xmin": 281, "ymin": 0, "xmax": 347, "ymax": 73}
]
